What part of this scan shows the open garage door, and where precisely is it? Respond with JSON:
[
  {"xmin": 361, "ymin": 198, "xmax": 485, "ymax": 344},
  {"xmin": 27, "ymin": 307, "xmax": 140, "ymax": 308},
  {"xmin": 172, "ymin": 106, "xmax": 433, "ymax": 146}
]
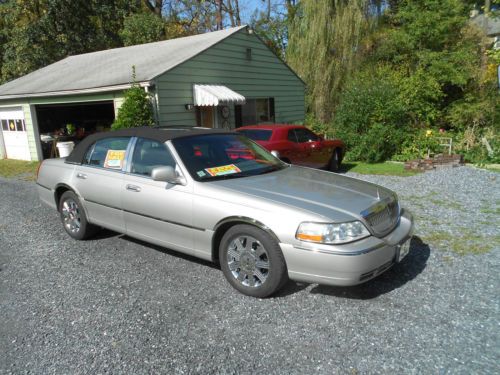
[
  {"xmin": 36, "ymin": 101, "xmax": 115, "ymax": 159},
  {"xmin": 0, "ymin": 107, "xmax": 31, "ymax": 161}
]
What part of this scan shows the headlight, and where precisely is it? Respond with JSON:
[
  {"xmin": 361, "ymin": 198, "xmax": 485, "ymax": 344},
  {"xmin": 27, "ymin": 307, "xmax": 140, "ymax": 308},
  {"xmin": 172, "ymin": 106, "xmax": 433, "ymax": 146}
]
[{"xmin": 296, "ymin": 221, "xmax": 370, "ymax": 244}]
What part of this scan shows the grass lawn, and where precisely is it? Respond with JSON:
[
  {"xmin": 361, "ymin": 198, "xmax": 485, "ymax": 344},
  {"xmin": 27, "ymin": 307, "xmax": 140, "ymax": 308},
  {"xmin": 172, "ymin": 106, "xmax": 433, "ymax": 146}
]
[
  {"xmin": 341, "ymin": 161, "xmax": 419, "ymax": 177},
  {"xmin": 0, "ymin": 159, "xmax": 40, "ymax": 180}
]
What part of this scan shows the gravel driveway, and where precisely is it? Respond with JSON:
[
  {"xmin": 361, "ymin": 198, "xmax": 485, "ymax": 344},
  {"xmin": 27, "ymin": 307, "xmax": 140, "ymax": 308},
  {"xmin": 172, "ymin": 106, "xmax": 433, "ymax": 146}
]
[{"xmin": 0, "ymin": 166, "xmax": 498, "ymax": 374}]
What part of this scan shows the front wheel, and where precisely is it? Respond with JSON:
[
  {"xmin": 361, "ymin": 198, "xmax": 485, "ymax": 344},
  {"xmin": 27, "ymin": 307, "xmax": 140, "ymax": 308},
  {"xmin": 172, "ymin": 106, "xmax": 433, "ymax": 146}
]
[
  {"xmin": 219, "ymin": 224, "xmax": 288, "ymax": 298},
  {"xmin": 59, "ymin": 191, "xmax": 99, "ymax": 240}
]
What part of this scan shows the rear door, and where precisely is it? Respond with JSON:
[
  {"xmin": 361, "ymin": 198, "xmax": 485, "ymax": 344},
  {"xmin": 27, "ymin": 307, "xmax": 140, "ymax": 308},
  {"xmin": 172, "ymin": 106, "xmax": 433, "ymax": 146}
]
[
  {"xmin": 72, "ymin": 136, "xmax": 131, "ymax": 232},
  {"xmin": 122, "ymin": 137, "xmax": 195, "ymax": 255}
]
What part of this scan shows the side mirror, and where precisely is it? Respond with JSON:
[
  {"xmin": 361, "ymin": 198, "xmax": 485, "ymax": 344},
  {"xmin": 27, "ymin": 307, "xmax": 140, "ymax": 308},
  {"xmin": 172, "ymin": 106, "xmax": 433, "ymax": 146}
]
[
  {"xmin": 151, "ymin": 166, "xmax": 185, "ymax": 185},
  {"xmin": 271, "ymin": 150, "xmax": 280, "ymax": 159}
]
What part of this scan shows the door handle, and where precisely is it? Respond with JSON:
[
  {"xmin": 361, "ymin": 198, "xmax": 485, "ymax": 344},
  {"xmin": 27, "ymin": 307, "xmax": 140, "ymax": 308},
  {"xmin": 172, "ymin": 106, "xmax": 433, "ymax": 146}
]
[
  {"xmin": 76, "ymin": 173, "xmax": 87, "ymax": 179},
  {"xmin": 126, "ymin": 184, "xmax": 141, "ymax": 192}
]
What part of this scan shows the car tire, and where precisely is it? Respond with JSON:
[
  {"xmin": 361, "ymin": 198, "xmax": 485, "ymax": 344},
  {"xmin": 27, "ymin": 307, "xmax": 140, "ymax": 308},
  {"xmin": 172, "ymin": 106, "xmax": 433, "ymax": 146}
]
[
  {"xmin": 329, "ymin": 149, "xmax": 342, "ymax": 172},
  {"xmin": 219, "ymin": 224, "xmax": 288, "ymax": 298},
  {"xmin": 59, "ymin": 191, "xmax": 98, "ymax": 240}
]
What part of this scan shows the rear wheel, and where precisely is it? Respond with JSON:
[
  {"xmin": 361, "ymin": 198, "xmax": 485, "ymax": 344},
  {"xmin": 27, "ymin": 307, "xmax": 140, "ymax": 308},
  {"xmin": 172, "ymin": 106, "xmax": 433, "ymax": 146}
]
[
  {"xmin": 219, "ymin": 224, "xmax": 288, "ymax": 298},
  {"xmin": 329, "ymin": 149, "xmax": 342, "ymax": 172},
  {"xmin": 59, "ymin": 191, "xmax": 98, "ymax": 240}
]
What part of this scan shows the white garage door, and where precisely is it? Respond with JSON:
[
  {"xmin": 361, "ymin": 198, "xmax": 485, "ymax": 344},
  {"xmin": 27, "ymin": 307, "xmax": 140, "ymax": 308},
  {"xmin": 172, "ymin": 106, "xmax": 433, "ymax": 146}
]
[{"xmin": 0, "ymin": 107, "xmax": 31, "ymax": 161}]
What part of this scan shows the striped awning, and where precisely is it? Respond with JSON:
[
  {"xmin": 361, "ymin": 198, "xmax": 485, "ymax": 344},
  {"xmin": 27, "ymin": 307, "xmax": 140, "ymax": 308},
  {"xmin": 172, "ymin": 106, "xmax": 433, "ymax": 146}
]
[{"xmin": 193, "ymin": 84, "xmax": 246, "ymax": 106}]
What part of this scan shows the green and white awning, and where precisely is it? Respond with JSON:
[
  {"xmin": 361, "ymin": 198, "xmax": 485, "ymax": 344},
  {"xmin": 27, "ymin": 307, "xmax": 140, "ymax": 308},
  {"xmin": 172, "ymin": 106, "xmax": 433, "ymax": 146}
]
[{"xmin": 193, "ymin": 84, "xmax": 246, "ymax": 106}]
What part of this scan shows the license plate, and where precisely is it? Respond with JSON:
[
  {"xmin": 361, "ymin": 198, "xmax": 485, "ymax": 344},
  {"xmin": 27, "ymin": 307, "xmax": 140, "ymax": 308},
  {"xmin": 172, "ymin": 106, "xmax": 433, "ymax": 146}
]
[{"xmin": 397, "ymin": 239, "xmax": 411, "ymax": 262}]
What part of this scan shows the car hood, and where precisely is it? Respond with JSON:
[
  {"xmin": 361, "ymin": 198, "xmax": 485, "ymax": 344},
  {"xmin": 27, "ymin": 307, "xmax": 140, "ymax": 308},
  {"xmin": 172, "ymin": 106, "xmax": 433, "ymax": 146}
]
[{"xmin": 210, "ymin": 166, "xmax": 396, "ymax": 222}]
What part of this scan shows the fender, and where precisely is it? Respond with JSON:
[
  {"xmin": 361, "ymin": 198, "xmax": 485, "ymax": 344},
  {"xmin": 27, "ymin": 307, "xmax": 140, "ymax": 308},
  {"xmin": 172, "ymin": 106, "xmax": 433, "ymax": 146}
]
[{"xmin": 213, "ymin": 216, "xmax": 281, "ymax": 244}]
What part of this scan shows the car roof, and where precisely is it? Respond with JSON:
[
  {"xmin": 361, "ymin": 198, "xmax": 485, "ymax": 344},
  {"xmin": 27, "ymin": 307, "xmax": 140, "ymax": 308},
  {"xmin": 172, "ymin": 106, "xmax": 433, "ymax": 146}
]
[
  {"xmin": 236, "ymin": 124, "xmax": 305, "ymax": 131},
  {"xmin": 66, "ymin": 126, "xmax": 236, "ymax": 164}
]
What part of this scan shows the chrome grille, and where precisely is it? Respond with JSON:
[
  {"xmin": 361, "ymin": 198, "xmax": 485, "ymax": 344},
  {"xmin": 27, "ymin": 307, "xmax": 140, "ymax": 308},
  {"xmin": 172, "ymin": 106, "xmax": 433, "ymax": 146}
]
[{"xmin": 363, "ymin": 197, "xmax": 400, "ymax": 237}]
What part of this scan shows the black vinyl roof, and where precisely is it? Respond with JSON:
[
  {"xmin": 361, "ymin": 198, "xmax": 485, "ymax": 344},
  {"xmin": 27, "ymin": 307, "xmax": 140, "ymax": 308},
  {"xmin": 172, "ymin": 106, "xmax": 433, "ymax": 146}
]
[{"xmin": 66, "ymin": 126, "xmax": 236, "ymax": 164}]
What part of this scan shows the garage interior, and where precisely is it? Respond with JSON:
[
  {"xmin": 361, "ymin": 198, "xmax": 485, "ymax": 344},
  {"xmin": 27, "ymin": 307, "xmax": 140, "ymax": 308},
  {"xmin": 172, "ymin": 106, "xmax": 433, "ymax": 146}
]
[{"xmin": 36, "ymin": 101, "xmax": 115, "ymax": 159}]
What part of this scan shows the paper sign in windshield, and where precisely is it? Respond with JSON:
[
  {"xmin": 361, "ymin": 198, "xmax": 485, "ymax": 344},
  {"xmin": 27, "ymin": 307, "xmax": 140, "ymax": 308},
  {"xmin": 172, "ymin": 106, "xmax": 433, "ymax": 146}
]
[
  {"xmin": 205, "ymin": 164, "xmax": 241, "ymax": 177},
  {"xmin": 104, "ymin": 150, "xmax": 126, "ymax": 169}
]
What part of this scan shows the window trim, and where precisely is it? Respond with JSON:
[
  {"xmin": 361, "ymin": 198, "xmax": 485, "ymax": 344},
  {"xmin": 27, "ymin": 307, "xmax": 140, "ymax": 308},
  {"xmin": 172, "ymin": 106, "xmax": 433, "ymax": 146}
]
[{"xmin": 81, "ymin": 136, "xmax": 133, "ymax": 173}]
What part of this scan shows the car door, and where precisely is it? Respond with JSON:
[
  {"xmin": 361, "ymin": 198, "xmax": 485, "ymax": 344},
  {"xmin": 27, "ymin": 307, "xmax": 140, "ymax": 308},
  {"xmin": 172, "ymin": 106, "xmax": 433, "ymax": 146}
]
[
  {"xmin": 285, "ymin": 129, "xmax": 308, "ymax": 164},
  {"xmin": 293, "ymin": 128, "xmax": 326, "ymax": 168},
  {"xmin": 122, "ymin": 137, "xmax": 195, "ymax": 255},
  {"xmin": 71, "ymin": 136, "xmax": 131, "ymax": 233}
]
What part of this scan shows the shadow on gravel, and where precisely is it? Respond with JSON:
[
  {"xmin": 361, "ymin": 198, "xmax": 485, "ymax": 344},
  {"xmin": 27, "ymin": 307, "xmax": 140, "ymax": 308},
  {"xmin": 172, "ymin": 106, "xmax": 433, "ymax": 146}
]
[
  {"xmin": 274, "ymin": 281, "xmax": 309, "ymax": 298},
  {"xmin": 122, "ymin": 235, "xmax": 220, "ymax": 270},
  {"xmin": 91, "ymin": 228, "xmax": 122, "ymax": 240},
  {"xmin": 309, "ymin": 236, "xmax": 430, "ymax": 299},
  {"xmin": 336, "ymin": 163, "xmax": 357, "ymax": 174}
]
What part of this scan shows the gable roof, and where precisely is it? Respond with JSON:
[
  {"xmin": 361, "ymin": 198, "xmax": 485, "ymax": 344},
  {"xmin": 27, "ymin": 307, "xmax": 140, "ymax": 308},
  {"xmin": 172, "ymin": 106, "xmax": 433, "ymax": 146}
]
[{"xmin": 0, "ymin": 25, "xmax": 247, "ymax": 99}]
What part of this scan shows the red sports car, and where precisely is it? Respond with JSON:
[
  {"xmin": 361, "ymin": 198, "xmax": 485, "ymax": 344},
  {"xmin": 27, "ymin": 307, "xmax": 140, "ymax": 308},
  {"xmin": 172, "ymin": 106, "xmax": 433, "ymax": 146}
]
[{"xmin": 236, "ymin": 124, "xmax": 345, "ymax": 171}]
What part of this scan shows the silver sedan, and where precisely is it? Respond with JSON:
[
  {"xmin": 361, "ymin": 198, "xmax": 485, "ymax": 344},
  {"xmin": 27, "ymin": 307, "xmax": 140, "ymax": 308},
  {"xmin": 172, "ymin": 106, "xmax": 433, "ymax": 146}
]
[{"xmin": 36, "ymin": 127, "xmax": 414, "ymax": 298}]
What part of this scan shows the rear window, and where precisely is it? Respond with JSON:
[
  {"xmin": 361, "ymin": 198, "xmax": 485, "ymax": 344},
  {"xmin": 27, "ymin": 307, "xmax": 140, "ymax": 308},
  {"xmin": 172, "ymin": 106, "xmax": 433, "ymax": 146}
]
[{"xmin": 238, "ymin": 129, "xmax": 272, "ymax": 141}]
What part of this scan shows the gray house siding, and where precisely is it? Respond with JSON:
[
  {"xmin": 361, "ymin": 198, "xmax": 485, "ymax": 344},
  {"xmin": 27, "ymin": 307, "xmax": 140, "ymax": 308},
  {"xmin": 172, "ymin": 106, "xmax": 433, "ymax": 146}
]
[{"xmin": 155, "ymin": 29, "xmax": 305, "ymax": 127}]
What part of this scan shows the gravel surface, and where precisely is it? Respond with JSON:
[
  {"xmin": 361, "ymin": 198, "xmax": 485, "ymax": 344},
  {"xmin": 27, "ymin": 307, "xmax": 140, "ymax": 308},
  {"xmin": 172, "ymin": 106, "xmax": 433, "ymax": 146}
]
[{"xmin": 0, "ymin": 166, "xmax": 498, "ymax": 374}]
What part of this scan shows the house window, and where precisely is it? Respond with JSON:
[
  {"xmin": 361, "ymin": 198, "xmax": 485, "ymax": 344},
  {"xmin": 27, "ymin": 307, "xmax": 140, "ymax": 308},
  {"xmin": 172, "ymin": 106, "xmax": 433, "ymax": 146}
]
[{"xmin": 238, "ymin": 98, "xmax": 275, "ymax": 127}]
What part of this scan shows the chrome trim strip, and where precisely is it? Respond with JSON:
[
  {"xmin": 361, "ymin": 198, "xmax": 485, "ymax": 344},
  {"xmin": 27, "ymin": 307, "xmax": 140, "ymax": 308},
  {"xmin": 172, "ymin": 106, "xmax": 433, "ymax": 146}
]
[
  {"xmin": 36, "ymin": 182, "xmax": 51, "ymax": 191},
  {"xmin": 292, "ymin": 243, "xmax": 385, "ymax": 256},
  {"xmin": 84, "ymin": 198, "xmax": 205, "ymax": 232},
  {"xmin": 214, "ymin": 216, "xmax": 281, "ymax": 243}
]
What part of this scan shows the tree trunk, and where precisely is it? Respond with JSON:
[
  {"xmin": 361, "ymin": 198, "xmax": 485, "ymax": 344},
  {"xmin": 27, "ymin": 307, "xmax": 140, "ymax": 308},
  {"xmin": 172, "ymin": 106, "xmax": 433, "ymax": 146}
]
[
  {"xmin": 216, "ymin": 0, "xmax": 223, "ymax": 30},
  {"xmin": 234, "ymin": 0, "xmax": 241, "ymax": 26}
]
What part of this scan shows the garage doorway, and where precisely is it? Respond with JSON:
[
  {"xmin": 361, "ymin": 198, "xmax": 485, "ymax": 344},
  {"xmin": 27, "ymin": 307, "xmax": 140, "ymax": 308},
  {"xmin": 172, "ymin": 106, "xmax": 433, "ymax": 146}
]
[
  {"xmin": 0, "ymin": 107, "xmax": 31, "ymax": 161},
  {"xmin": 36, "ymin": 101, "xmax": 114, "ymax": 159}
]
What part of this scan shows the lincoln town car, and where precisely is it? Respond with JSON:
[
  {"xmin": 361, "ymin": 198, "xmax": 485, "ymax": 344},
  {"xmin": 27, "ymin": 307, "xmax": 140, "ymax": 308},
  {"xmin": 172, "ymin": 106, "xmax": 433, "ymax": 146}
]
[{"xmin": 36, "ymin": 127, "xmax": 414, "ymax": 297}]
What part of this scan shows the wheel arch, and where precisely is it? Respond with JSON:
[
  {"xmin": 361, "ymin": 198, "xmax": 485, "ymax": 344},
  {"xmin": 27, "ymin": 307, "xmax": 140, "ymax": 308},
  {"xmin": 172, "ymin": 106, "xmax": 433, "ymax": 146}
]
[
  {"xmin": 211, "ymin": 216, "xmax": 281, "ymax": 263},
  {"xmin": 54, "ymin": 184, "xmax": 91, "ymax": 222},
  {"xmin": 54, "ymin": 183, "xmax": 74, "ymax": 207}
]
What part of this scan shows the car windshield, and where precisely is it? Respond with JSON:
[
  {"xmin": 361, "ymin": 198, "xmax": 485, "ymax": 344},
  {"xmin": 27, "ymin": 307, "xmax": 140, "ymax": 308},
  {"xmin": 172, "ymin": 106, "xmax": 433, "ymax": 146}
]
[
  {"xmin": 237, "ymin": 129, "xmax": 272, "ymax": 141},
  {"xmin": 172, "ymin": 133, "xmax": 286, "ymax": 181}
]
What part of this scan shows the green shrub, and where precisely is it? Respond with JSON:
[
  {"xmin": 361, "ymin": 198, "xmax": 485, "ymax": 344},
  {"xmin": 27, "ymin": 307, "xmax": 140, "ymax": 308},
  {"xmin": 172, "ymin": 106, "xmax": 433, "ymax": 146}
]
[
  {"xmin": 112, "ymin": 83, "xmax": 155, "ymax": 130},
  {"xmin": 332, "ymin": 66, "xmax": 412, "ymax": 162}
]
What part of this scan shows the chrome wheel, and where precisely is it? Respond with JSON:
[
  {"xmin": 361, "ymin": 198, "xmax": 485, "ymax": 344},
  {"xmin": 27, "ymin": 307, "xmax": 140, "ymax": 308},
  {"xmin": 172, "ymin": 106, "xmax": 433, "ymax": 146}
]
[
  {"xmin": 227, "ymin": 235, "xmax": 270, "ymax": 287},
  {"xmin": 61, "ymin": 199, "xmax": 81, "ymax": 234}
]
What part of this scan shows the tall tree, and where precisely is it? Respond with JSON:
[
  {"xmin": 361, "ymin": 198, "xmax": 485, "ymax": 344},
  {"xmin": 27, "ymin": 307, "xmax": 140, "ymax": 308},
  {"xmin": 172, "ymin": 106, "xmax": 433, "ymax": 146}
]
[{"xmin": 287, "ymin": 0, "xmax": 370, "ymax": 123}]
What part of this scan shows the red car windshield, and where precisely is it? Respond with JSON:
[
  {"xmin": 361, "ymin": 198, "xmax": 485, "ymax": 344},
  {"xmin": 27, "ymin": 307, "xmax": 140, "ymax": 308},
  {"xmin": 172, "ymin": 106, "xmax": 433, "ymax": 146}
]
[
  {"xmin": 237, "ymin": 129, "xmax": 273, "ymax": 141},
  {"xmin": 172, "ymin": 134, "xmax": 285, "ymax": 181}
]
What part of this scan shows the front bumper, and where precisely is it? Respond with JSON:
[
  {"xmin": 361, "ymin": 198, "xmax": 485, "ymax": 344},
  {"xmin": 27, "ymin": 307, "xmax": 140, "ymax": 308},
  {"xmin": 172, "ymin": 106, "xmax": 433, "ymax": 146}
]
[{"xmin": 281, "ymin": 209, "xmax": 414, "ymax": 286}]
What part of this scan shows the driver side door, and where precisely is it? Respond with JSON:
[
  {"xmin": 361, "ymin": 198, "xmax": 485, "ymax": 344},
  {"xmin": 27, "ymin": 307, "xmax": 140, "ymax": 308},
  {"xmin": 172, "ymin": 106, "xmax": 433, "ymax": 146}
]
[{"xmin": 122, "ymin": 137, "xmax": 195, "ymax": 255}]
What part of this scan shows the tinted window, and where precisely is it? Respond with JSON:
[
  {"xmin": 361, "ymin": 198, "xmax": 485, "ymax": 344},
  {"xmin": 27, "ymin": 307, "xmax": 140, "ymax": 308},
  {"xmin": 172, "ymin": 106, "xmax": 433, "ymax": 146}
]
[
  {"xmin": 130, "ymin": 138, "xmax": 175, "ymax": 177},
  {"xmin": 84, "ymin": 137, "xmax": 131, "ymax": 170},
  {"xmin": 173, "ymin": 134, "xmax": 285, "ymax": 182},
  {"xmin": 287, "ymin": 129, "xmax": 298, "ymax": 142},
  {"xmin": 294, "ymin": 128, "xmax": 319, "ymax": 143},
  {"xmin": 1, "ymin": 120, "xmax": 7, "ymax": 131},
  {"xmin": 238, "ymin": 129, "xmax": 272, "ymax": 141}
]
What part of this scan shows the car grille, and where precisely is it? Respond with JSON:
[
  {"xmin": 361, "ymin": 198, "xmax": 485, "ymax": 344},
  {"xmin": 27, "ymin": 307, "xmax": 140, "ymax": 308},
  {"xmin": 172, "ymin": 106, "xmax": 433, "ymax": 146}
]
[{"xmin": 363, "ymin": 197, "xmax": 400, "ymax": 237}]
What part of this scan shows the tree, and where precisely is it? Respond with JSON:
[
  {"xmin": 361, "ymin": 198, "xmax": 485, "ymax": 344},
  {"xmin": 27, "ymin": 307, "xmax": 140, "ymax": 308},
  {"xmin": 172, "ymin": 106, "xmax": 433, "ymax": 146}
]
[
  {"xmin": 112, "ymin": 70, "xmax": 155, "ymax": 130},
  {"xmin": 287, "ymin": 0, "xmax": 370, "ymax": 123},
  {"xmin": 0, "ymin": 0, "xmax": 140, "ymax": 83},
  {"xmin": 120, "ymin": 12, "xmax": 166, "ymax": 46}
]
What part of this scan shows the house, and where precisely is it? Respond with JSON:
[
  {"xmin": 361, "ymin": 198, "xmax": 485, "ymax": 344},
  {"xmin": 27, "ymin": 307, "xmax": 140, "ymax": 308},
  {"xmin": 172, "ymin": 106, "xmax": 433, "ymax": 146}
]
[{"xmin": 0, "ymin": 25, "xmax": 305, "ymax": 161}]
